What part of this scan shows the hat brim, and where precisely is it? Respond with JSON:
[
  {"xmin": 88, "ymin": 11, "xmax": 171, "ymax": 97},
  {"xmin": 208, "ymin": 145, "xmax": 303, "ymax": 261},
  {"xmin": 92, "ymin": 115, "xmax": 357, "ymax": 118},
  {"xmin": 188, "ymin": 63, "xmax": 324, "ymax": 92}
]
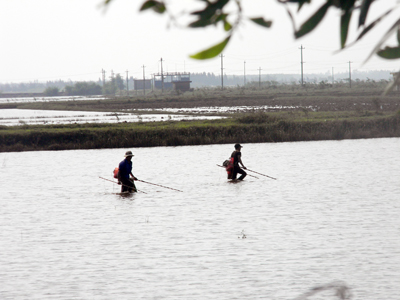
[{"xmin": 124, "ymin": 154, "xmax": 134, "ymax": 157}]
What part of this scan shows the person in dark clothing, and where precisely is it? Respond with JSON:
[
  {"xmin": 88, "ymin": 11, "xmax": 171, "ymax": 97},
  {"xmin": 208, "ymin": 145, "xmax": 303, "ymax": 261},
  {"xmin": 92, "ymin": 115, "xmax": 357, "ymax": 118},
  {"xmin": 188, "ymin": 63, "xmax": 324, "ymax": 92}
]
[
  {"xmin": 118, "ymin": 151, "xmax": 138, "ymax": 192},
  {"xmin": 231, "ymin": 143, "xmax": 247, "ymax": 180}
]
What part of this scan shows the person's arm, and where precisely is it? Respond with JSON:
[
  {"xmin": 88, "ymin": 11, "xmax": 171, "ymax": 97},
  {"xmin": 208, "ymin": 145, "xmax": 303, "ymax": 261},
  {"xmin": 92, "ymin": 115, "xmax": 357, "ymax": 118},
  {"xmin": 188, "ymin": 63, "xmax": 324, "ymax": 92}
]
[
  {"xmin": 238, "ymin": 154, "xmax": 247, "ymax": 169},
  {"xmin": 130, "ymin": 172, "xmax": 138, "ymax": 180}
]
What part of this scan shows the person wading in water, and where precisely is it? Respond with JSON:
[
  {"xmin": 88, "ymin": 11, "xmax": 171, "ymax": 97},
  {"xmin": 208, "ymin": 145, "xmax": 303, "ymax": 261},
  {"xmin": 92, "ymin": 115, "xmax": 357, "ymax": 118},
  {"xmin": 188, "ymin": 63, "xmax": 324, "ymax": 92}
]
[
  {"xmin": 231, "ymin": 143, "xmax": 247, "ymax": 181},
  {"xmin": 118, "ymin": 151, "xmax": 138, "ymax": 192}
]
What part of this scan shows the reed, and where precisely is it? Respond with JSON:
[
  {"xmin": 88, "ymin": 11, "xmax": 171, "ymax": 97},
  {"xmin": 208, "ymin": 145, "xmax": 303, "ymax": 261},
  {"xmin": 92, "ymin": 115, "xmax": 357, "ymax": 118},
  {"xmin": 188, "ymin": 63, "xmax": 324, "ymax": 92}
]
[{"xmin": 1, "ymin": 112, "xmax": 399, "ymax": 152}]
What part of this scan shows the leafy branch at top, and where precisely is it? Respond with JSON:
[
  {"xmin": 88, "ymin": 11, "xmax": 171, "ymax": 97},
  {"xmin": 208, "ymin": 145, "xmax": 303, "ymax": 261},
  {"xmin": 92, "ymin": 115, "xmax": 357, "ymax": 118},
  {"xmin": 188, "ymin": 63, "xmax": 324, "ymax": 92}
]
[
  {"xmin": 137, "ymin": 0, "xmax": 272, "ymax": 59},
  {"xmin": 104, "ymin": 0, "xmax": 400, "ymax": 62}
]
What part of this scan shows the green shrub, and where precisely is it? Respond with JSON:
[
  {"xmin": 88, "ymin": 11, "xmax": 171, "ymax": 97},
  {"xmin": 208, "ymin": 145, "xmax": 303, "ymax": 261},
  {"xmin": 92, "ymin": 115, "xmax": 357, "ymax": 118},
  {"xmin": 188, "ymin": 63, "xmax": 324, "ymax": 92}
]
[{"xmin": 43, "ymin": 87, "xmax": 59, "ymax": 96}]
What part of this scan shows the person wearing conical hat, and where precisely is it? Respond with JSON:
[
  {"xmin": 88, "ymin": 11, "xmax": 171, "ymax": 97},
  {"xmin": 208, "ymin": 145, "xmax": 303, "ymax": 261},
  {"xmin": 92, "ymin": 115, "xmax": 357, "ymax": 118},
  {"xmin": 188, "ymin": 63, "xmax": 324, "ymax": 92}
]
[{"xmin": 118, "ymin": 150, "xmax": 138, "ymax": 193}]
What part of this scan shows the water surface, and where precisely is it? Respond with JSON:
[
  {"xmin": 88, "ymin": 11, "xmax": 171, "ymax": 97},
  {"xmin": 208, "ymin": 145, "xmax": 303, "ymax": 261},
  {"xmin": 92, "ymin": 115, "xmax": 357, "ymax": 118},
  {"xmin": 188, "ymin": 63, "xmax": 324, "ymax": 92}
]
[
  {"xmin": 0, "ymin": 109, "xmax": 224, "ymax": 126},
  {"xmin": 1, "ymin": 138, "xmax": 399, "ymax": 300}
]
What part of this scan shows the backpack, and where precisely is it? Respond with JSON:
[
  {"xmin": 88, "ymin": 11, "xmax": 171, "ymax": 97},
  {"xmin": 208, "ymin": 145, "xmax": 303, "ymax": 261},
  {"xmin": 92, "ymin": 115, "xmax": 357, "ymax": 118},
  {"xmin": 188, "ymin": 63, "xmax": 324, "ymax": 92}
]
[
  {"xmin": 223, "ymin": 158, "xmax": 234, "ymax": 179},
  {"xmin": 113, "ymin": 167, "xmax": 119, "ymax": 179}
]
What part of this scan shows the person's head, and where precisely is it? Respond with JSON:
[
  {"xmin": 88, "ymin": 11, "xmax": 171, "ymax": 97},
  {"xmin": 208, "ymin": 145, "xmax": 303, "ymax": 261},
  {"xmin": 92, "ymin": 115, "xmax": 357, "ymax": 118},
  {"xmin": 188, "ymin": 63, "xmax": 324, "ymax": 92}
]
[
  {"xmin": 124, "ymin": 150, "xmax": 134, "ymax": 160},
  {"xmin": 234, "ymin": 143, "xmax": 242, "ymax": 150}
]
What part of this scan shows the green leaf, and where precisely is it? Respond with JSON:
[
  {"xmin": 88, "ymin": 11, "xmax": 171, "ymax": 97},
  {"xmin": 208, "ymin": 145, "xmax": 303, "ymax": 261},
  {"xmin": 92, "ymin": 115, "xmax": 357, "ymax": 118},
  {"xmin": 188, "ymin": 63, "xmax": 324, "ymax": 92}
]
[
  {"xmin": 377, "ymin": 46, "xmax": 400, "ymax": 59},
  {"xmin": 283, "ymin": 0, "xmax": 311, "ymax": 11},
  {"xmin": 397, "ymin": 27, "xmax": 400, "ymax": 44},
  {"xmin": 340, "ymin": 10, "xmax": 352, "ymax": 48},
  {"xmin": 190, "ymin": 36, "xmax": 231, "ymax": 60},
  {"xmin": 250, "ymin": 17, "xmax": 272, "ymax": 28},
  {"xmin": 191, "ymin": 0, "xmax": 229, "ymax": 18},
  {"xmin": 189, "ymin": 17, "xmax": 213, "ymax": 28},
  {"xmin": 140, "ymin": 0, "xmax": 166, "ymax": 14},
  {"xmin": 295, "ymin": 1, "xmax": 331, "ymax": 38},
  {"xmin": 224, "ymin": 20, "xmax": 232, "ymax": 31},
  {"xmin": 359, "ymin": 0, "xmax": 373, "ymax": 27},
  {"xmin": 364, "ymin": 19, "xmax": 400, "ymax": 63},
  {"xmin": 353, "ymin": 9, "xmax": 393, "ymax": 43},
  {"xmin": 297, "ymin": 0, "xmax": 312, "ymax": 11}
]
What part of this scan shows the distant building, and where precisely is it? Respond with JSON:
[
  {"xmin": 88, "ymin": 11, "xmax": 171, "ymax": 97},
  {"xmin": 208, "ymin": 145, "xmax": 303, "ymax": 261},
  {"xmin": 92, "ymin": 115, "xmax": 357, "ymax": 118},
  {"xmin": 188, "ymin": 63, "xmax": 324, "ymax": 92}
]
[
  {"xmin": 153, "ymin": 72, "xmax": 192, "ymax": 92},
  {"xmin": 133, "ymin": 79, "xmax": 152, "ymax": 90}
]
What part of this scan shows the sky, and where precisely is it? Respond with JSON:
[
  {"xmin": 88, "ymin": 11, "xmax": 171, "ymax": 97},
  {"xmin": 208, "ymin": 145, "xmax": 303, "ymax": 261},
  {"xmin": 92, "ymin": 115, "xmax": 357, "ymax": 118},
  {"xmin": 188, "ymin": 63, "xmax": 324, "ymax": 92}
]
[{"xmin": 1, "ymin": 0, "xmax": 400, "ymax": 83}]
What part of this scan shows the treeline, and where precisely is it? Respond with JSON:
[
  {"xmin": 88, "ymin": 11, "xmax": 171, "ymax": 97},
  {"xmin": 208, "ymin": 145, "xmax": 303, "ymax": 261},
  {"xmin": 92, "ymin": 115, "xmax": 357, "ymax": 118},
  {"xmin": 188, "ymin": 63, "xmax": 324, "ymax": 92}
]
[
  {"xmin": 0, "ymin": 80, "xmax": 71, "ymax": 93},
  {"xmin": 189, "ymin": 70, "xmax": 393, "ymax": 87},
  {"xmin": 0, "ymin": 70, "xmax": 393, "ymax": 93},
  {"xmin": 0, "ymin": 77, "xmax": 123, "ymax": 95}
]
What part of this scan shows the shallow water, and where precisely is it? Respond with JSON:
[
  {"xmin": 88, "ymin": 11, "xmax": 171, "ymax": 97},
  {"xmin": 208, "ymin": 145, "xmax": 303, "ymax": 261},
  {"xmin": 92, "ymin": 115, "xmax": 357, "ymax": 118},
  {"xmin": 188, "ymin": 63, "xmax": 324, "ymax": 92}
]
[
  {"xmin": 0, "ymin": 109, "xmax": 224, "ymax": 126},
  {"xmin": 137, "ymin": 104, "xmax": 314, "ymax": 114},
  {"xmin": 1, "ymin": 138, "xmax": 399, "ymax": 300},
  {"xmin": 0, "ymin": 95, "xmax": 106, "ymax": 104}
]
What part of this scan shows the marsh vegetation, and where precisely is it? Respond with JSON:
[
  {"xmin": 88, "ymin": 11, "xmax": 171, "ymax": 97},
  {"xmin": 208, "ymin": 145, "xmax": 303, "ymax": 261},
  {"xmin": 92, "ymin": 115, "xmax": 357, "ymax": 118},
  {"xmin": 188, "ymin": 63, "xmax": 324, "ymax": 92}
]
[{"xmin": 1, "ymin": 83, "xmax": 399, "ymax": 152}]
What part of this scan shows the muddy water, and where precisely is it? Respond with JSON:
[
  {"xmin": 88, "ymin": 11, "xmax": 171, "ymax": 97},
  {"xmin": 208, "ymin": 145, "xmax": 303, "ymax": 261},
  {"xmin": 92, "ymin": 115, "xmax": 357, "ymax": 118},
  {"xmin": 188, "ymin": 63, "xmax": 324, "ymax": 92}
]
[{"xmin": 0, "ymin": 138, "xmax": 399, "ymax": 300}]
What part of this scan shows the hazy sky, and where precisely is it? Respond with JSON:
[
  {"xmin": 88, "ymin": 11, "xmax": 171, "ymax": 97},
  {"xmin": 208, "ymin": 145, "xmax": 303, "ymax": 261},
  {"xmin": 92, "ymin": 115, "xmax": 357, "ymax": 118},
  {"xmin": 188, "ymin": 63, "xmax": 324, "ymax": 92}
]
[{"xmin": 1, "ymin": 0, "xmax": 399, "ymax": 83}]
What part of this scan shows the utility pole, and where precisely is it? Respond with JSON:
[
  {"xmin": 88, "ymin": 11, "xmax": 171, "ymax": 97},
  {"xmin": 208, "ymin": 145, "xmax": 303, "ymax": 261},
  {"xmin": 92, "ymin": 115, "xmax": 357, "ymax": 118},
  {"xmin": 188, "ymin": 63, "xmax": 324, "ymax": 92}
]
[
  {"xmin": 258, "ymin": 67, "xmax": 262, "ymax": 88},
  {"xmin": 244, "ymin": 61, "xmax": 246, "ymax": 86},
  {"xmin": 126, "ymin": 70, "xmax": 129, "ymax": 96},
  {"xmin": 299, "ymin": 45, "xmax": 305, "ymax": 85},
  {"xmin": 348, "ymin": 61, "xmax": 352, "ymax": 88},
  {"xmin": 160, "ymin": 57, "xmax": 164, "ymax": 93},
  {"xmin": 101, "ymin": 69, "xmax": 106, "ymax": 87},
  {"xmin": 142, "ymin": 65, "xmax": 146, "ymax": 96},
  {"xmin": 220, "ymin": 53, "xmax": 224, "ymax": 90},
  {"xmin": 332, "ymin": 67, "xmax": 334, "ymax": 86},
  {"xmin": 101, "ymin": 69, "xmax": 106, "ymax": 95}
]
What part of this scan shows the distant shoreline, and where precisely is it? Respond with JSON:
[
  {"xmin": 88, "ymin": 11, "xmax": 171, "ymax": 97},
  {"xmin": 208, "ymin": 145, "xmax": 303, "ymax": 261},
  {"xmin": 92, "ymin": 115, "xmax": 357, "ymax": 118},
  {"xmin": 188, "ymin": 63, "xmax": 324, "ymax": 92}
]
[
  {"xmin": 1, "ymin": 87, "xmax": 400, "ymax": 152},
  {"xmin": 1, "ymin": 112, "xmax": 399, "ymax": 152}
]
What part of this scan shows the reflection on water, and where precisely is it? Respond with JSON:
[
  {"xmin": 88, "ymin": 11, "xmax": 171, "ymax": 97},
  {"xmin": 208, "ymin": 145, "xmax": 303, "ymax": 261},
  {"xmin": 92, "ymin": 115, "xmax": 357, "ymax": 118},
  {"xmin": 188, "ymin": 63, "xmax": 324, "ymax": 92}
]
[
  {"xmin": 0, "ymin": 138, "xmax": 399, "ymax": 300},
  {"xmin": 136, "ymin": 104, "xmax": 315, "ymax": 114},
  {"xmin": 0, "ymin": 109, "xmax": 224, "ymax": 126},
  {"xmin": 0, "ymin": 95, "xmax": 106, "ymax": 104}
]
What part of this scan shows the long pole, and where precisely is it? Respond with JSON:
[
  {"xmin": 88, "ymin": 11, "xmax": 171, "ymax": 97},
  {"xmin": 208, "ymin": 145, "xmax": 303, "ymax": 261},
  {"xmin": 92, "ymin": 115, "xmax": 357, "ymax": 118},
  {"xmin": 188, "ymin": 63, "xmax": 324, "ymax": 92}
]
[
  {"xmin": 138, "ymin": 180, "xmax": 183, "ymax": 192},
  {"xmin": 258, "ymin": 67, "xmax": 262, "ymax": 88},
  {"xmin": 246, "ymin": 168, "xmax": 277, "ymax": 180},
  {"xmin": 216, "ymin": 164, "xmax": 259, "ymax": 179},
  {"xmin": 99, "ymin": 176, "xmax": 146, "ymax": 193}
]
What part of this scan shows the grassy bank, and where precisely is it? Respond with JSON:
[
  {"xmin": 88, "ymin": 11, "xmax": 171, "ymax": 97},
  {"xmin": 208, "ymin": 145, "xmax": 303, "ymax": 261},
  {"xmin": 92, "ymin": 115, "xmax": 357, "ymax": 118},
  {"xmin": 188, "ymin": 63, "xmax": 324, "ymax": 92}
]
[{"xmin": 1, "ymin": 111, "xmax": 399, "ymax": 152}]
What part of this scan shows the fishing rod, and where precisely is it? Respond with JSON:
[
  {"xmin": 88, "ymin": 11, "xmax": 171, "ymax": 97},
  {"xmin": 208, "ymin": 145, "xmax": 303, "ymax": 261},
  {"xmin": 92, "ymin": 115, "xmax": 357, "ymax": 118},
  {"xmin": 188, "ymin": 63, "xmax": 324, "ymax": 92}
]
[
  {"xmin": 246, "ymin": 169, "xmax": 277, "ymax": 180},
  {"xmin": 137, "ymin": 180, "xmax": 183, "ymax": 192},
  {"xmin": 99, "ymin": 176, "xmax": 146, "ymax": 193},
  {"xmin": 216, "ymin": 164, "xmax": 259, "ymax": 179}
]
